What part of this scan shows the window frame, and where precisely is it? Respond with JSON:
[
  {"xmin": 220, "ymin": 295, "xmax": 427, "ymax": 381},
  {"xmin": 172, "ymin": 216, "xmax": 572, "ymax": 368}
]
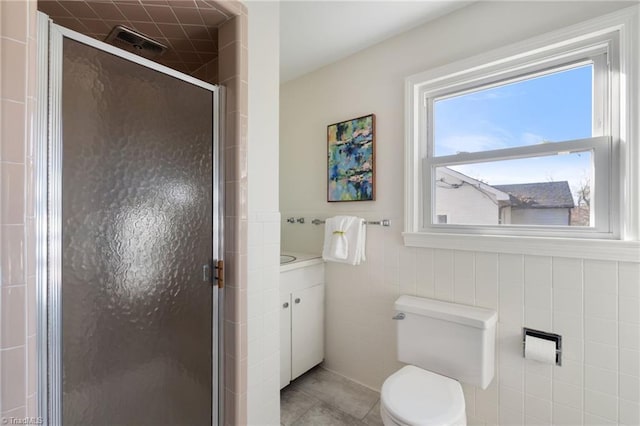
[
  {"xmin": 403, "ymin": 7, "xmax": 640, "ymax": 261},
  {"xmin": 425, "ymin": 136, "xmax": 613, "ymax": 237}
]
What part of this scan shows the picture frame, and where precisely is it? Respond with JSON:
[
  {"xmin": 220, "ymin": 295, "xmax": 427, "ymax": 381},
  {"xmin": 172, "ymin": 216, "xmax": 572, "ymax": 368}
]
[{"xmin": 327, "ymin": 114, "xmax": 376, "ymax": 202}]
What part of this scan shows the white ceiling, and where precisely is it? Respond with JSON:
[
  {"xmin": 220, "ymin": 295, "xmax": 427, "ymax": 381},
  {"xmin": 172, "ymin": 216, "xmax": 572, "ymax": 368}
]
[{"xmin": 280, "ymin": 1, "xmax": 473, "ymax": 83}]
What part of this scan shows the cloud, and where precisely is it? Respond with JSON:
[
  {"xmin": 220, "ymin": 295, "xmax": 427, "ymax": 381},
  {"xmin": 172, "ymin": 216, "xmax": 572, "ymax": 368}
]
[
  {"xmin": 436, "ymin": 134, "xmax": 509, "ymax": 155},
  {"xmin": 450, "ymin": 153, "xmax": 591, "ymax": 192},
  {"xmin": 466, "ymin": 91, "xmax": 513, "ymax": 102},
  {"xmin": 437, "ymin": 129, "xmax": 549, "ymax": 156},
  {"xmin": 520, "ymin": 132, "xmax": 545, "ymax": 145}
]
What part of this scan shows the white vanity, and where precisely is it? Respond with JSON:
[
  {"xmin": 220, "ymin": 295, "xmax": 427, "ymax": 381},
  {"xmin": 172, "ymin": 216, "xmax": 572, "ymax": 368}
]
[{"xmin": 279, "ymin": 252, "xmax": 325, "ymax": 389}]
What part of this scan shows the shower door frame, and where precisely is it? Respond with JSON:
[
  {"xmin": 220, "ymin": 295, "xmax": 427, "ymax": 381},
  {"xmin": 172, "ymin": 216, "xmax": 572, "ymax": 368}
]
[{"xmin": 35, "ymin": 12, "xmax": 225, "ymax": 426}]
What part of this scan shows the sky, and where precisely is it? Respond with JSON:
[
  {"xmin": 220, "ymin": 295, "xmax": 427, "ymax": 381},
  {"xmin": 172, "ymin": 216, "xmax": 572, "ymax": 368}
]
[{"xmin": 433, "ymin": 64, "xmax": 593, "ymax": 197}]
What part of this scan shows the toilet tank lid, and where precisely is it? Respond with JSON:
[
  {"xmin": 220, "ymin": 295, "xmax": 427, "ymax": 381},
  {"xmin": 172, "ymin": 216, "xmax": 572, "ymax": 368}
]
[{"xmin": 395, "ymin": 295, "xmax": 497, "ymax": 329}]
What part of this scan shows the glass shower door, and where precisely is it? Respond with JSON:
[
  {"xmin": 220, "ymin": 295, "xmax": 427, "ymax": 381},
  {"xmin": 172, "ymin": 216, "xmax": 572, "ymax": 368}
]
[{"xmin": 59, "ymin": 36, "xmax": 216, "ymax": 425}]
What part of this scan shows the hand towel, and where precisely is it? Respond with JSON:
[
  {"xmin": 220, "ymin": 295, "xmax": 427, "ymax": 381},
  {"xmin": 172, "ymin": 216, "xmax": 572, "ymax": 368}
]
[
  {"xmin": 322, "ymin": 216, "xmax": 366, "ymax": 265},
  {"xmin": 328, "ymin": 216, "xmax": 356, "ymax": 259}
]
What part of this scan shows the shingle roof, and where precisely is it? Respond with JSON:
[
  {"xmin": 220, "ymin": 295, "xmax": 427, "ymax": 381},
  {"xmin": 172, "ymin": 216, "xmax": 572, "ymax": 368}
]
[{"xmin": 493, "ymin": 181, "xmax": 575, "ymax": 209}]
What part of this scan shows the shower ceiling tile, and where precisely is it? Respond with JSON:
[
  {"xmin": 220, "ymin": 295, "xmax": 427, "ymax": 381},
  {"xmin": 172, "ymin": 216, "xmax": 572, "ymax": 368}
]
[
  {"xmin": 113, "ymin": 3, "xmax": 153, "ymax": 22},
  {"xmin": 86, "ymin": 2, "xmax": 127, "ymax": 21},
  {"xmin": 191, "ymin": 38, "xmax": 217, "ymax": 53},
  {"xmin": 175, "ymin": 0, "xmax": 199, "ymax": 9},
  {"xmin": 158, "ymin": 23, "xmax": 188, "ymax": 39},
  {"xmin": 195, "ymin": 0, "xmax": 216, "ymax": 9},
  {"xmin": 51, "ymin": 16, "xmax": 88, "ymax": 33},
  {"xmin": 58, "ymin": 1, "xmax": 99, "ymax": 19},
  {"xmin": 37, "ymin": 0, "xmax": 228, "ymax": 80},
  {"xmin": 144, "ymin": 0, "xmax": 171, "ymax": 5},
  {"xmin": 184, "ymin": 63, "xmax": 203, "ymax": 72},
  {"xmin": 38, "ymin": 0, "xmax": 72, "ymax": 18},
  {"xmin": 161, "ymin": 60, "xmax": 190, "ymax": 74},
  {"xmin": 177, "ymin": 50, "xmax": 202, "ymax": 63},
  {"xmin": 171, "ymin": 6, "xmax": 204, "ymax": 25},
  {"xmin": 197, "ymin": 52, "xmax": 215, "ymax": 64},
  {"xmin": 127, "ymin": 21, "xmax": 164, "ymax": 38},
  {"xmin": 182, "ymin": 25, "xmax": 211, "ymax": 40},
  {"xmin": 159, "ymin": 49, "xmax": 180, "ymax": 61},
  {"xmin": 166, "ymin": 37, "xmax": 196, "ymax": 52},
  {"xmin": 81, "ymin": 18, "xmax": 111, "ymax": 33},
  {"xmin": 199, "ymin": 7, "xmax": 227, "ymax": 27},
  {"xmin": 143, "ymin": 5, "xmax": 180, "ymax": 24}
]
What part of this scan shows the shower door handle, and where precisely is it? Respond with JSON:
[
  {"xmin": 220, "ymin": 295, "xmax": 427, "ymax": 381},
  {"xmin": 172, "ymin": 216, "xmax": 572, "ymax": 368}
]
[
  {"xmin": 215, "ymin": 260, "xmax": 224, "ymax": 288},
  {"xmin": 203, "ymin": 264, "xmax": 211, "ymax": 283},
  {"xmin": 203, "ymin": 260, "xmax": 223, "ymax": 288}
]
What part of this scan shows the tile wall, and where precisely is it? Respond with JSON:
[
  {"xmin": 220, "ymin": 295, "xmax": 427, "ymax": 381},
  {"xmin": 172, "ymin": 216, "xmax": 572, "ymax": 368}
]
[
  {"xmin": 282, "ymin": 217, "xmax": 640, "ymax": 425},
  {"xmin": 0, "ymin": 0, "xmax": 38, "ymax": 420},
  {"xmin": 214, "ymin": 7, "xmax": 250, "ymax": 425},
  {"xmin": 396, "ymin": 250, "xmax": 634, "ymax": 424},
  {"xmin": 0, "ymin": 0, "xmax": 250, "ymax": 424},
  {"xmin": 245, "ymin": 2, "xmax": 281, "ymax": 424},
  {"xmin": 247, "ymin": 212, "xmax": 280, "ymax": 425},
  {"xmin": 182, "ymin": 2, "xmax": 250, "ymax": 423}
]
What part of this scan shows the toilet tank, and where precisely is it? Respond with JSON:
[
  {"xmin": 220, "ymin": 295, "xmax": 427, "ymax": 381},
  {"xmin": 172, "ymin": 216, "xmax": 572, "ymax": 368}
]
[{"xmin": 395, "ymin": 295, "xmax": 497, "ymax": 389}]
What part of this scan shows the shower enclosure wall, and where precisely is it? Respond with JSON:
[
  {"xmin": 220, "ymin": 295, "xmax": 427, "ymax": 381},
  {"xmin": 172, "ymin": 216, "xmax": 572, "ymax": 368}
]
[{"xmin": 36, "ymin": 15, "xmax": 224, "ymax": 425}]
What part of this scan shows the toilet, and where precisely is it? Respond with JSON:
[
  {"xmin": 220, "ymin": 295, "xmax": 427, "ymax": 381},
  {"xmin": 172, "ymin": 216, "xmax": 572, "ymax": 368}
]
[{"xmin": 380, "ymin": 295, "xmax": 497, "ymax": 426}]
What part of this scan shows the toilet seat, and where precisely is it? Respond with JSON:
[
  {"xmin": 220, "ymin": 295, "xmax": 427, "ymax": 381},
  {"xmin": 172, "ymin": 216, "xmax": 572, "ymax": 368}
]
[{"xmin": 380, "ymin": 365, "xmax": 466, "ymax": 426}]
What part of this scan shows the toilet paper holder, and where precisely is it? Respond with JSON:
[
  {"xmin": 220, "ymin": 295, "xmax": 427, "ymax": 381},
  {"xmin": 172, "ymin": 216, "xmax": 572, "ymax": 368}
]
[{"xmin": 522, "ymin": 328, "xmax": 562, "ymax": 366}]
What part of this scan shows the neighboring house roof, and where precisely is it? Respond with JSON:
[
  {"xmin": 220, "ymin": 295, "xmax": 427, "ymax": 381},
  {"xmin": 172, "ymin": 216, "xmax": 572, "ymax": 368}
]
[
  {"xmin": 494, "ymin": 181, "xmax": 575, "ymax": 209},
  {"xmin": 438, "ymin": 168, "xmax": 511, "ymax": 202}
]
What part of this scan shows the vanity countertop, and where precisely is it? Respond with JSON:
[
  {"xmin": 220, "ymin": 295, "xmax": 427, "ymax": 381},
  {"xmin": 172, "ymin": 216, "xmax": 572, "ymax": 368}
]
[{"xmin": 280, "ymin": 251, "xmax": 323, "ymax": 272}]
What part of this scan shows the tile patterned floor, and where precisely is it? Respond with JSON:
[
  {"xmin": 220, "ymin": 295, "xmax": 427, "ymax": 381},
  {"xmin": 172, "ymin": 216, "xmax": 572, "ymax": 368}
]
[{"xmin": 281, "ymin": 366, "xmax": 384, "ymax": 426}]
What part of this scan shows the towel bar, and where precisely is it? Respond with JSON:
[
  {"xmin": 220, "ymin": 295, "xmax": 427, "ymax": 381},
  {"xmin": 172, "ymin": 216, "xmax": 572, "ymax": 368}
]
[{"xmin": 311, "ymin": 218, "xmax": 390, "ymax": 227}]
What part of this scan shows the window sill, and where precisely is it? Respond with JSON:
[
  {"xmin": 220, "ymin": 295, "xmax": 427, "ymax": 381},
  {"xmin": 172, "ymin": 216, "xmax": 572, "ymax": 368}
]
[{"xmin": 403, "ymin": 232, "xmax": 640, "ymax": 262}]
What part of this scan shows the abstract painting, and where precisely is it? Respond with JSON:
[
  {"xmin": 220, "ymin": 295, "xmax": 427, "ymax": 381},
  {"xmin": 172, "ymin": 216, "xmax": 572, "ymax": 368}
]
[{"xmin": 327, "ymin": 114, "xmax": 376, "ymax": 202}]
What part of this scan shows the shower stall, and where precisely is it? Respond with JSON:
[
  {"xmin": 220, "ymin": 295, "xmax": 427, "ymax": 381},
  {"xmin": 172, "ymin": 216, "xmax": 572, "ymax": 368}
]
[{"xmin": 36, "ymin": 14, "xmax": 223, "ymax": 425}]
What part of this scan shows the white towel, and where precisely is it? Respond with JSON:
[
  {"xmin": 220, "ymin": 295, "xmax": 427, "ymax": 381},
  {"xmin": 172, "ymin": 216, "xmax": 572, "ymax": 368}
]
[
  {"xmin": 329, "ymin": 216, "xmax": 355, "ymax": 259},
  {"xmin": 322, "ymin": 216, "xmax": 366, "ymax": 265}
]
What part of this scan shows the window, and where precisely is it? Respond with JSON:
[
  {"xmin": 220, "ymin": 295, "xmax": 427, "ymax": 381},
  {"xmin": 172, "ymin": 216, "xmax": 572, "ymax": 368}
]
[
  {"xmin": 410, "ymin": 28, "xmax": 617, "ymax": 237},
  {"xmin": 428, "ymin": 59, "xmax": 612, "ymax": 234},
  {"xmin": 404, "ymin": 10, "xmax": 640, "ymax": 259}
]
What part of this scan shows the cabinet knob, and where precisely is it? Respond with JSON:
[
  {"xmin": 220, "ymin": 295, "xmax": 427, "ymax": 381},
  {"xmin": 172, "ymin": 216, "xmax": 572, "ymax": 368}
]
[
  {"xmin": 294, "ymin": 298, "xmax": 301, "ymax": 304},
  {"xmin": 283, "ymin": 302, "xmax": 289, "ymax": 308}
]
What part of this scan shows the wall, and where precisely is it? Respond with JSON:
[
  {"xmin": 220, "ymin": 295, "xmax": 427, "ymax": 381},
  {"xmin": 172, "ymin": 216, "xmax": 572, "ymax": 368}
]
[
  {"xmin": 512, "ymin": 208, "xmax": 571, "ymax": 227},
  {"xmin": 0, "ymin": 0, "xmax": 38, "ymax": 420},
  {"xmin": 246, "ymin": 1, "xmax": 280, "ymax": 425},
  {"xmin": 280, "ymin": 2, "xmax": 639, "ymax": 425},
  {"xmin": 215, "ymin": 4, "xmax": 250, "ymax": 424},
  {"xmin": 435, "ymin": 169, "xmax": 500, "ymax": 225}
]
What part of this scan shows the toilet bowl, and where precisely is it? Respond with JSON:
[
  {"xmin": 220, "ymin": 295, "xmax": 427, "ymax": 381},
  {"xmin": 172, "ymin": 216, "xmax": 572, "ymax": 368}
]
[
  {"xmin": 380, "ymin": 366, "xmax": 466, "ymax": 426},
  {"xmin": 382, "ymin": 296, "xmax": 497, "ymax": 426}
]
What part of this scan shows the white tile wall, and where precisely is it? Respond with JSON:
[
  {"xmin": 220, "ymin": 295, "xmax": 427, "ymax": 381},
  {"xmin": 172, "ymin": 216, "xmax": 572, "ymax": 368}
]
[
  {"xmin": 283, "ymin": 214, "xmax": 640, "ymax": 425},
  {"xmin": 247, "ymin": 212, "xmax": 280, "ymax": 426},
  {"xmin": 247, "ymin": 1, "xmax": 280, "ymax": 423}
]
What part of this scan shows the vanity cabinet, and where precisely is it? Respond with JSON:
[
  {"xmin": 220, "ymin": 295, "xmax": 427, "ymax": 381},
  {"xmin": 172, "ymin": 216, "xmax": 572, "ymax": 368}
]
[
  {"xmin": 280, "ymin": 261, "xmax": 325, "ymax": 389},
  {"xmin": 279, "ymin": 291, "xmax": 292, "ymax": 388}
]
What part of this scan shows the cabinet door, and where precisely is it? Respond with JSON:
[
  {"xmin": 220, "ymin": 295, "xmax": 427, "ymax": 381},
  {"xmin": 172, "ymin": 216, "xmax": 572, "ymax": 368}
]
[
  {"xmin": 291, "ymin": 284, "xmax": 325, "ymax": 380},
  {"xmin": 280, "ymin": 292, "xmax": 292, "ymax": 389}
]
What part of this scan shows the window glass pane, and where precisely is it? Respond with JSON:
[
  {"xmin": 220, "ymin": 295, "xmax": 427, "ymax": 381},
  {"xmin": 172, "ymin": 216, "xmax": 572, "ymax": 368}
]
[
  {"xmin": 433, "ymin": 151, "xmax": 592, "ymax": 227},
  {"xmin": 433, "ymin": 64, "xmax": 593, "ymax": 156}
]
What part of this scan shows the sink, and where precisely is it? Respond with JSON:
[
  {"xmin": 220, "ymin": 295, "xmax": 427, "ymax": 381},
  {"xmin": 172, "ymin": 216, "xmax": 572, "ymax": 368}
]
[{"xmin": 280, "ymin": 255, "xmax": 296, "ymax": 265}]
